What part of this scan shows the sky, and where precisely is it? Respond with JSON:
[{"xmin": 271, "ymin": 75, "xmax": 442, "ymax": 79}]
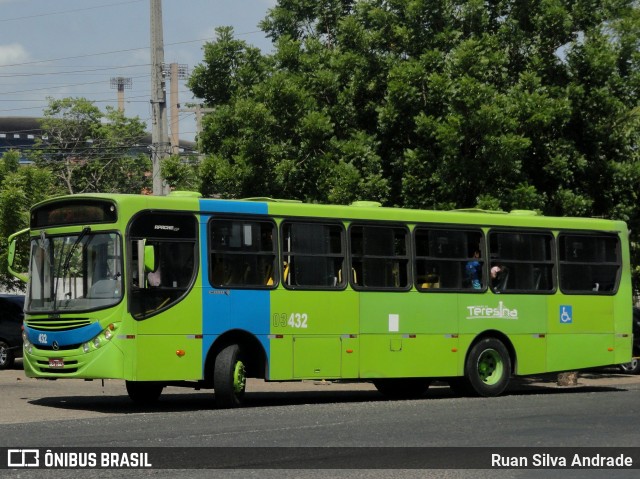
[{"xmin": 0, "ymin": 0, "xmax": 277, "ymax": 144}]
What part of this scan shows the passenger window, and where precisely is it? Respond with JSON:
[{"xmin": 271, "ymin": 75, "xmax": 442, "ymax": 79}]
[
  {"xmin": 281, "ymin": 222, "xmax": 345, "ymax": 289},
  {"xmin": 414, "ymin": 229, "xmax": 483, "ymax": 291},
  {"xmin": 350, "ymin": 225, "xmax": 410, "ymax": 290},
  {"xmin": 559, "ymin": 234, "xmax": 620, "ymax": 294},
  {"xmin": 488, "ymin": 231, "xmax": 554, "ymax": 293},
  {"xmin": 129, "ymin": 212, "xmax": 198, "ymax": 319},
  {"xmin": 209, "ymin": 219, "xmax": 277, "ymax": 288}
]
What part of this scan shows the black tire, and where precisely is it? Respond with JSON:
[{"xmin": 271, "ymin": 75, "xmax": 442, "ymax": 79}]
[
  {"xmin": 214, "ymin": 344, "xmax": 247, "ymax": 408},
  {"xmin": 465, "ymin": 338, "xmax": 511, "ymax": 397},
  {"xmin": 125, "ymin": 381, "xmax": 164, "ymax": 404},
  {"xmin": 0, "ymin": 341, "xmax": 15, "ymax": 370},
  {"xmin": 373, "ymin": 378, "xmax": 430, "ymax": 399},
  {"xmin": 448, "ymin": 377, "xmax": 474, "ymax": 396},
  {"xmin": 619, "ymin": 358, "xmax": 640, "ymax": 375}
]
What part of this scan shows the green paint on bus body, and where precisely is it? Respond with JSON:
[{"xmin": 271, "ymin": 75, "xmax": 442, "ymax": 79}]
[{"xmin": 17, "ymin": 193, "xmax": 633, "ymax": 400}]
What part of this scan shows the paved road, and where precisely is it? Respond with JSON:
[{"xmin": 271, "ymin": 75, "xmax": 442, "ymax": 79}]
[
  {"xmin": 1, "ymin": 359, "xmax": 639, "ymax": 425},
  {"xmin": 1, "ymin": 361, "xmax": 639, "ymax": 479}
]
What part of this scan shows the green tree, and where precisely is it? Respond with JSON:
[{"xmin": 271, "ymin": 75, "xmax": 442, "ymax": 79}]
[
  {"xmin": 188, "ymin": 0, "xmax": 639, "ymax": 223},
  {"xmin": 161, "ymin": 155, "xmax": 200, "ymax": 191},
  {"xmin": 31, "ymin": 97, "xmax": 151, "ymax": 194},
  {"xmin": 0, "ymin": 149, "xmax": 20, "ymax": 181},
  {"xmin": 0, "ymin": 156, "xmax": 57, "ymax": 291}
]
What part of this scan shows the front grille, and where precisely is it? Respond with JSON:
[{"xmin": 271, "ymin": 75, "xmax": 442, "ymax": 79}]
[
  {"xmin": 26, "ymin": 318, "xmax": 91, "ymax": 331},
  {"xmin": 35, "ymin": 343, "xmax": 82, "ymax": 351}
]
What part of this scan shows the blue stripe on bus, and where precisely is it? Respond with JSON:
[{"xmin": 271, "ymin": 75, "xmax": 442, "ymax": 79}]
[
  {"xmin": 198, "ymin": 199, "xmax": 271, "ymax": 371},
  {"xmin": 25, "ymin": 322, "xmax": 103, "ymax": 348}
]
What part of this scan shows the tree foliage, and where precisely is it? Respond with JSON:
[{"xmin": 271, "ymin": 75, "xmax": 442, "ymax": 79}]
[
  {"xmin": 0, "ymin": 98, "xmax": 153, "ymax": 289},
  {"xmin": 31, "ymin": 97, "xmax": 151, "ymax": 194},
  {"xmin": 0, "ymin": 152, "xmax": 57, "ymax": 291},
  {"xmin": 189, "ymin": 0, "xmax": 639, "ymax": 216}
]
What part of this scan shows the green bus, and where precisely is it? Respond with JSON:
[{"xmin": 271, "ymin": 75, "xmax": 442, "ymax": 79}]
[{"xmin": 8, "ymin": 192, "xmax": 633, "ymax": 407}]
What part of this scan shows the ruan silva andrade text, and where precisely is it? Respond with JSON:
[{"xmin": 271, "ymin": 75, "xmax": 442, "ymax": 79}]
[{"xmin": 491, "ymin": 453, "xmax": 633, "ymax": 468}]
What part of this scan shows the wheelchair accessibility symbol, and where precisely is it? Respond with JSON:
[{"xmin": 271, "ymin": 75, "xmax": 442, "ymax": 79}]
[{"xmin": 560, "ymin": 305, "xmax": 573, "ymax": 324}]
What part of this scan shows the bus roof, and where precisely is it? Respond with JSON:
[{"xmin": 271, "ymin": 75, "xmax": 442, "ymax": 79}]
[{"xmin": 32, "ymin": 192, "xmax": 628, "ymax": 233}]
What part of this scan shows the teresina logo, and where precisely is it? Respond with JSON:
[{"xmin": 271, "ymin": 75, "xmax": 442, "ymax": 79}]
[{"xmin": 466, "ymin": 301, "xmax": 518, "ymax": 320}]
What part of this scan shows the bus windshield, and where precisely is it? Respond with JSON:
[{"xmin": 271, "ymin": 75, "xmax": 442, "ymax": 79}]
[{"xmin": 27, "ymin": 231, "xmax": 123, "ymax": 313}]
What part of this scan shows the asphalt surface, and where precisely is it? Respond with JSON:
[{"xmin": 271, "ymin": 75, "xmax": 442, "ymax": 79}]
[
  {"xmin": 1, "ymin": 359, "xmax": 639, "ymax": 425},
  {"xmin": 1, "ymin": 362, "xmax": 639, "ymax": 479}
]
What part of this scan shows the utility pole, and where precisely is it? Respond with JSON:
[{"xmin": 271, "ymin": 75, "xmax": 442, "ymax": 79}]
[
  {"xmin": 110, "ymin": 77, "xmax": 132, "ymax": 113},
  {"xmin": 164, "ymin": 63, "xmax": 188, "ymax": 155},
  {"xmin": 150, "ymin": 0, "xmax": 169, "ymax": 195},
  {"xmin": 179, "ymin": 104, "xmax": 215, "ymax": 160},
  {"xmin": 180, "ymin": 104, "xmax": 215, "ymax": 136}
]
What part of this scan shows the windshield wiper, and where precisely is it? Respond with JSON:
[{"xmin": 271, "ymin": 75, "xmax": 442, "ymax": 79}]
[
  {"xmin": 53, "ymin": 227, "xmax": 91, "ymax": 310},
  {"xmin": 62, "ymin": 227, "xmax": 91, "ymax": 273}
]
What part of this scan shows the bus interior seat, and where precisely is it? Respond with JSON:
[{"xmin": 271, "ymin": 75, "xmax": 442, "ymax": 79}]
[
  {"xmin": 421, "ymin": 273, "xmax": 440, "ymax": 289},
  {"xmin": 533, "ymin": 267, "xmax": 542, "ymax": 290},
  {"xmin": 263, "ymin": 262, "xmax": 274, "ymax": 285},
  {"xmin": 493, "ymin": 270, "xmax": 509, "ymax": 292}
]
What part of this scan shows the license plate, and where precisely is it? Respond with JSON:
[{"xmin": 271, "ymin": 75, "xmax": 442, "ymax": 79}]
[{"xmin": 48, "ymin": 358, "xmax": 64, "ymax": 368}]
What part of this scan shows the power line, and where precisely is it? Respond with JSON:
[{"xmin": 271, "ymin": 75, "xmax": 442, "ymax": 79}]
[
  {"xmin": 0, "ymin": 64, "xmax": 150, "ymax": 78},
  {"xmin": 0, "ymin": 76, "xmax": 150, "ymax": 95},
  {"xmin": 0, "ymin": 0, "xmax": 146, "ymax": 23},
  {"xmin": 0, "ymin": 31, "xmax": 266, "ymax": 68}
]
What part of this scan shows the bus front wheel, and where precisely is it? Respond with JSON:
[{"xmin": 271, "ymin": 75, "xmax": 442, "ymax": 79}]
[
  {"xmin": 125, "ymin": 381, "xmax": 164, "ymax": 404},
  {"xmin": 465, "ymin": 338, "xmax": 511, "ymax": 397},
  {"xmin": 214, "ymin": 344, "xmax": 247, "ymax": 408}
]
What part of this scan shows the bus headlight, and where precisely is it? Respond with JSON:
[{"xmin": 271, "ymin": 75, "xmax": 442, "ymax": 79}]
[{"xmin": 83, "ymin": 323, "xmax": 118, "ymax": 353}]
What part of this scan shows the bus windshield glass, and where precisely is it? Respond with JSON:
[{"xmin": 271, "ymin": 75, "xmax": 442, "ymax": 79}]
[{"xmin": 27, "ymin": 232, "xmax": 123, "ymax": 313}]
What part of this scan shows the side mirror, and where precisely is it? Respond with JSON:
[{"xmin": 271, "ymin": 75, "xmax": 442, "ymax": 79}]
[{"xmin": 7, "ymin": 228, "xmax": 29, "ymax": 283}]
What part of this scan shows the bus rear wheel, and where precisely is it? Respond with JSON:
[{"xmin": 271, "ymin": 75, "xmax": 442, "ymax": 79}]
[
  {"xmin": 620, "ymin": 358, "xmax": 640, "ymax": 375},
  {"xmin": 465, "ymin": 338, "xmax": 511, "ymax": 397},
  {"xmin": 125, "ymin": 381, "xmax": 164, "ymax": 404},
  {"xmin": 373, "ymin": 378, "xmax": 430, "ymax": 399},
  {"xmin": 214, "ymin": 344, "xmax": 247, "ymax": 408}
]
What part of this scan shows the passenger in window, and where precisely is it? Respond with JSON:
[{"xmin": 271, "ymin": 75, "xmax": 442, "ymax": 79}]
[
  {"xmin": 147, "ymin": 266, "xmax": 161, "ymax": 287},
  {"xmin": 465, "ymin": 250, "xmax": 482, "ymax": 290},
  {"xmin": 491, "ymin": 264, "xmax": 508, "ymax": 292}
]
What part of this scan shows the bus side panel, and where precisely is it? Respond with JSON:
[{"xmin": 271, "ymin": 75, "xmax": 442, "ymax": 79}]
[
  {"xmin": 546, "ymin": 295, "xmax": 615, "ymax": 371},
  {"xmin": 508, "ymin": 335, "xmax": 547, "ymax": 375},
  {"xmin": 134, "ymin": 287, "xmax": 204, "ymax": 381},
  {"xmin": 269, "ymin": 290, "xmax": 359, "ymax": 380},
  {"xmin": 359, "ymin": 292, "xmax": 459, "ymax": 378},
  {"xmin": 199, "ymin": 203, "xmax": 272, "ymax": 375},
  {"xmin": 458, "ymin": 294, "xmax": 548, "ymax": 375},
  {"xmin": 136, "ymin": 334, "xmax": 202, "ymax": 380}
]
